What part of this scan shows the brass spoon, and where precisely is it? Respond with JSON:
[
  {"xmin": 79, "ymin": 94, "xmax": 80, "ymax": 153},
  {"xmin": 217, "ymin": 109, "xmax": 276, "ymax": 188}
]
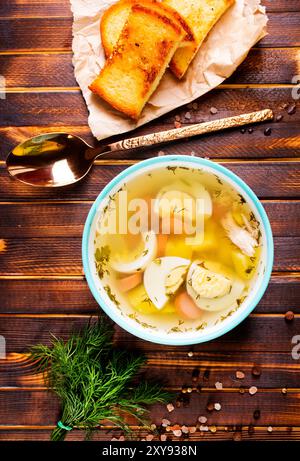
[{"xmin": 6, "ymin": 109, "xmax": 273, "ymax": 187}]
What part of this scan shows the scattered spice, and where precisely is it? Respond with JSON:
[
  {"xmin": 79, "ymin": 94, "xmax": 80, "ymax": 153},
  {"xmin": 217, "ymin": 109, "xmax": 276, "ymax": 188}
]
[
  {"xmin": 253, "ymin": 409, "xmax": 261, "ymax": 420},
  {"xmin": 206, "ymin": 402, "xmax": 214, "ymax": 412},
  {"xmin": 200, "ymin": 425, "xmax": 209, "ymax": 432},
  {"xmin": 248, "ymin": 424, "xmax": 255, "ymax": 435},
  {"xmin": 167, "ymin": 403, "xmax": 175, "ymax": 413},
  {"xmin": 249, "ymin": 386, "xmax": 258, "ymax": 395},
  {"xmin": 236, "ymin": 370, "xmax": 245, "ymax": 379},
  {"xmin": 214, "ymin": 403, "xmax": 221, "ymax": 411},
  {"xmin": 285, "ymin": 310, "xmax": 294, "ymax": 322},
  {"xmin": 287, "ymin": 103, "xmax": 296, "ymax": 115},
  {"xmin": 192, "ymin": 368, "xmax": 200, "ymax": 382},
  {"xmin": 233, "ymin": 431, "xmax": 242, "ymax": 441},
  {"xmin": 203, "ymin": 369, "xmax": 210, "ymax": 381},
  {"xmin": 210, "ymin": 106, "xmax": 218, "ymax": 114},
  {"xmin": 252, "ymin": 366, "xmax": 262, "ymax": 377},
  {"xmin": 198, "ymin": 416, "xmax": 207, "ymax": 424},
  {"xmin": 275, "ymin": 114, "xmax": 283, "ymax": 122},
  {"xmin": 215, "ymin": 381, "xmax": 223, "ymax": 390},
  {"xmin": 264, "ymin": 127, "xmax": 272, "ymax": 136},
  {"xmin": 162, "ymin": 418, "xmax": 171, "ymax": 427}
]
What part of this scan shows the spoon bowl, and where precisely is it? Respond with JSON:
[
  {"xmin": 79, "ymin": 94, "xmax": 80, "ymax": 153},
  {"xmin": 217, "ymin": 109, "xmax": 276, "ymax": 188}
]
[{"xmin": 6, "ymin": 133, "xmax": 97, "ymax": 187}]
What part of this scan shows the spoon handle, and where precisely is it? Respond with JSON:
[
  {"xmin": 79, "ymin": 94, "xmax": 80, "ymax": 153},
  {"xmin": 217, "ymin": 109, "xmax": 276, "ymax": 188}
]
[{"xmin": 101, "ymin": 109, "xmax": 273, "ymax": 156}]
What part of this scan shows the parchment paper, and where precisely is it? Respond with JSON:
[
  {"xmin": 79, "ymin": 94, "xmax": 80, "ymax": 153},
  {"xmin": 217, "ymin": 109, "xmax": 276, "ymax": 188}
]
[{"xmin": 70, "ymin": 0, "xmax": 268, "ymax": 140}]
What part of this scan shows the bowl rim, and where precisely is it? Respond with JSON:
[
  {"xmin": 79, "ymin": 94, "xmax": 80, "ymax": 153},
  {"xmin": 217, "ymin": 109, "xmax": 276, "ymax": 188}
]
[{"xmin": 82, "ymin": 155, "xmax": 274, "ymax": 346}]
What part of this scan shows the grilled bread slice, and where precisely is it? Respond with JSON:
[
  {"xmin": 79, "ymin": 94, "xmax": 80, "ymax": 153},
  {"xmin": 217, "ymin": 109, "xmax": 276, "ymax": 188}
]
[
  {"xmin": 90, "ymin": 3, "xmax": 184, "ymax": 119},
  {"xmin": 101, "ymin": 0, "xmax": 196, "ymax": 59},
  {"xmin": 162, "ymin": 0, "xmax": 235, "ymax": 78}
]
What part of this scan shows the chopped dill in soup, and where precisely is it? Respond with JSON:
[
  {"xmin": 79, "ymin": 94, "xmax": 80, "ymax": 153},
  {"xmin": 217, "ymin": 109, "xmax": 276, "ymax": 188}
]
[{"xmin": 94, "ymin": 166, "xmax": 261, "ymax": 331}]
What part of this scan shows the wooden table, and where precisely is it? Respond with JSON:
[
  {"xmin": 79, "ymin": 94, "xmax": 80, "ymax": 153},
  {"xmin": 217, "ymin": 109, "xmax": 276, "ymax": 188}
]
[{"xmin": 0, "ymin": 0, "xmax": 299, "ymax": 442}]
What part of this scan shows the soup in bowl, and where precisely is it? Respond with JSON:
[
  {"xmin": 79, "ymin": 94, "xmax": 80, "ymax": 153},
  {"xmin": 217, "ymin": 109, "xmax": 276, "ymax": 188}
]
[{"xmin": 82, "ymin": 156, "xmax": 273, "ymax": 345}]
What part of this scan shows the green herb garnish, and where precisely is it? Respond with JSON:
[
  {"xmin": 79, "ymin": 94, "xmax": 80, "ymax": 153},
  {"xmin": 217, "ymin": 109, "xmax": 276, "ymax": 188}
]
[
  {"xmin": 29, "ymin": 320, "xmax": 171, "ymax": 441},
  {"xmin": 166, "ymin": 166, "xmax": 177, "ymax": 174},
  {"xmin": 104, "ymin": 285, "xmax": 120, "ymax": 306},
  {"xmin": 95, "ymin": 245, "xmax": 110, "ymax": 279},
  {"xmin": 238, "ymin": 194, "xmax": 246, "ymax": 205}
]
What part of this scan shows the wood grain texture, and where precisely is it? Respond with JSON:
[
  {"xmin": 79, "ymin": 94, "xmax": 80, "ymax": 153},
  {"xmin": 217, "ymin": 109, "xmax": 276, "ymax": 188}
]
[
  {"xmin": 1, "ymin": 349, "xmax": 300, "ymax": 388},
  {"xmin": 1, "ymin": 121, "xmax": 299, "ymax": 160},
  {"xmin": 1, "ymin": 161, "xmax": 299, "ymax": 200},
  {"xmin": 0, "ymin": 427, "xmax": 299, "ymax": 441},
  {"xmin": 0, "ymin": 200, "xmax": 299, "ymax": 238},
  {"xmin": 0, "ymin": 14, "xmax": 299, "ymax": 51},
  {"xmin": 1, "ymin": 275, "xmax": 299, "ymax": 314},
  {"xmin": 0, "ymin": 88, "xmax": 298, "ymax": 127},
  {"xmin": 0, "ymin": 316, "xmax": 299, "ymax": 353},
  {"xmin": 0, "ymin": 236, "xmax": 298, "ymax": 274},
  {"xmin": 0, "ymin": 0, "xmax": 299, "ymax": 442},
  {"xmin": 0, "ymin": 0, "xmax": 298, "ymax": 18},
  {"xmin": 0, "ymin": 389, "xmax": 299, "ymax": 426},
  {"xmin": 2, "ymin": 49, "xmax": 299, "ymax": 87}
]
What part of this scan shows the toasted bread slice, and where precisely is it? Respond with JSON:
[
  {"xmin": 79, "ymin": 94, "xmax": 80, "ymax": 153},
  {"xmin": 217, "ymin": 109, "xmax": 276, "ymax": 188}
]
[
  {"xmin": 100, "ymin": 0, "xmax": 196, "ymax": 59},
  {"xmin": 163, "ymin": 0, "xmax": 235, "ymax": 78},
  {"xmin": 90, "ymin": 4, "xmax": 184, "ymax": 119}
]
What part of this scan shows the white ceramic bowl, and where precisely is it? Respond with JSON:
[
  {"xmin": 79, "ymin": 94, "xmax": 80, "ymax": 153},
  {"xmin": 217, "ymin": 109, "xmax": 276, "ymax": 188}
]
[{"xmin": 82, "ymin": 155, "xmax": 273, "ymax": 345}]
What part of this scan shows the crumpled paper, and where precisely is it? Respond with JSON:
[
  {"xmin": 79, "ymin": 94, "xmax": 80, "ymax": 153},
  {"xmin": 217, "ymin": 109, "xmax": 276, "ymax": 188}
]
[{"xmin": 70, "ymin": 0, "xmax": 268, "ymax": 140}]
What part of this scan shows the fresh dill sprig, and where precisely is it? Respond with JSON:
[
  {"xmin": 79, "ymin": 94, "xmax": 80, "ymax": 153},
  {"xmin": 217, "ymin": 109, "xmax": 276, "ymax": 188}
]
[{"xmin": 29, "ymin": 319, "xmax": 171, "ymax": 441}]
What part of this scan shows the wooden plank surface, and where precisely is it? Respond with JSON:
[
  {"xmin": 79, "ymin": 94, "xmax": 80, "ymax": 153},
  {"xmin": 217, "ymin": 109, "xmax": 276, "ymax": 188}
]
[
  {"xmin": 1, "ymin": 349, "xmax": 300, "ymax": 388},
  {"xmin": 1, "ymin": 121, "xmax": 299, "ymax": 160},
  {"xmin": 0, "ymin": 275, "xmax": 299, "ymax": 314},
  {"xmin": 0, "ymin": 236, "xmax": 298, "ymax": 274},
  {"xmin": 0, "ymin": 427, "xmax": 299, "ymax": 441},
  {"xmin": 0, "ymin": 0, "xmax": 299, "ymax": 18},
  {"xmin": 1, "ymin": 14, "xmax": 299, "ymax": 52},
  {"xmin": 0, "ymin": 389, "xmax": 300, "ymax": 426},
  {"xmin": 1, "ymin": 49, "xmax": 299, "ymax": 87},
  {"xmin": 1, "ymin": 161, "xmax": 299, "ymax": 200},
  {"xmin": 0, "ymin": 0, "xmax": 299, "ymax": 442},
  {"xmin": 1, "ymin": 88, "xmax": 298, "ymax": 127},
  {"xmin": 0, "ymin": 200, "xmax": 299, "ymax": 238},
  {"xmin": 0, "ymin": 316, "xmax": 299, "ymax": 353}
]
